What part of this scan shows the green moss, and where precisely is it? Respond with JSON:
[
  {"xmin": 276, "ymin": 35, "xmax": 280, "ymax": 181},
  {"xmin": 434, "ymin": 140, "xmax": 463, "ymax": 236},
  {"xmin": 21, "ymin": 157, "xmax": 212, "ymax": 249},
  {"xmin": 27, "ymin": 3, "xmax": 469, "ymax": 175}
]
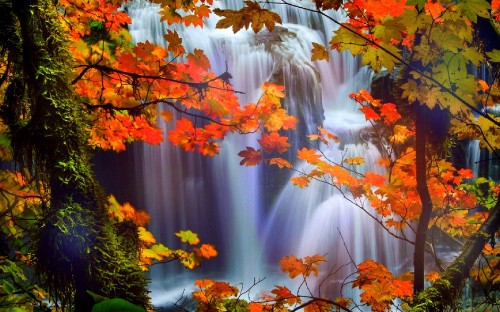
[{"xmin": 2, "ymin": 0, "xmax": 151, "ymax": 310}]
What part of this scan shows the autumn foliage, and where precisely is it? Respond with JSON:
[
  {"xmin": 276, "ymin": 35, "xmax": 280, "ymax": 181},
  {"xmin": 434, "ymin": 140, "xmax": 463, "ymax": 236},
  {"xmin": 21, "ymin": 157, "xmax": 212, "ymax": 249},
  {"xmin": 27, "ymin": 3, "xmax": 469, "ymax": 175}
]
[{"xmin": 1, "ymin": 0, "xmax": 500, "ymax": 310}]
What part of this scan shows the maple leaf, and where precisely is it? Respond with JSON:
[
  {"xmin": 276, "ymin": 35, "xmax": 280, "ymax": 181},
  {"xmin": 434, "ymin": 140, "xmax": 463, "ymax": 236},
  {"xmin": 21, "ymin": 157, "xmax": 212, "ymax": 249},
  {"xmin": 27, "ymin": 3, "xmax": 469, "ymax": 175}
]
[
  {"xmin": 279, "ymin": 255, "xmax": 307, "ymax": 278},
  {"xmin": 365, "ymin": 172, "xmax": 387, "ymax": 187},
  {"xmin": 238, "ymin": 146, "xmax": 263, "ymax": 166},
  {"xmin": 380, "ymin": 103, "xmax": 401, "ymax": 124},
  {"xmin": 187, "ymin": 49, "xmax": 211, "ymax": 71},
  {"xmin": 457, "ymin": 0, "xmax": 491, "ymax": 22},
  {"xmin": 198, "ymin": 244, "xmax": 218, "ymax": 259},
  {"xmin": 298, "ymin": 147, "xmax": 322, "ymax": 163},
  {"xmin": 318, "ymin": 127, "xmax": 341, "ymax": 142},
  {"xmin": 272, "ymin": 286, "xmax": 301, "ymax": 305},
  {"xmin": 279, "ymin": 254, "xmax": 326, "ymax": 279},
  {"xmin": 304, "ymin": 300, "xmax": 334, "ymax": 312},
  {"xmin": 486, "ymin": 49, "xmax": 500, "ymax": 63},
  {"xmin": 291, "ymin": 176, "xmax": 310, "ymax": 188},
  {"xmin": 373, "ymin": 17, "xmax": 405, "ymax": 42},
  {"xmin": 314, "ymin": 0, "xmax": 343, "ymax": 10},
  {"xmin": 343, "ymin": 156, "xmax": 365, "ymax": 165},
  {"xmin": 311, "ymin": 42, "xmax": 330, "ymax": 61},
  {"xmin": 213, "ymin": 1, "xmax": 282, "ymax": 33},
  {"xmin": 247, "ymin": 302, "xmax": 265, "ymax": 312},
  {"xmin": 258, "ymin": 132, "xmax": 290, "ymax": 153},
  {"xmin": 425, "ymin": 271, "xmax": 441, "ymax": 283},
  {"xmin": 164, "ymin": 30, "xmax": 185, "ymax": 55},
  {"xmin": 392, "ymin": 278, "xmax": 413, "ymax": 297},
  {"xmin": 361, "ymin": 43, "xmax": 401, "ymax": 72},
  {"xmin": 304, "ymin": 254, "xmax": 326, "ymax": 276},
  {"xmin": 150, "ymin": 243, "xmax": 173, "ymax": 258},
  {"xmin": 176, "ymin": 230, "xmax": 200, "ymax": 245},
  {"xmin": 330, "ymin": 26, "xmax": 367, "ymax": 55},
  {"xmin": 138, "ymin": 226, "xmax": 156, "ymax": 245},
  {"xmin": 359, "ymin": 106, "xmax": 381, "ymax": 121},
  {"xmin": 261, "ymin": 81, "xmax": 286, "ymax": 98},
  {"xmin": 269, "ymin": 157, "xmax": 292, "ymax": 169}
]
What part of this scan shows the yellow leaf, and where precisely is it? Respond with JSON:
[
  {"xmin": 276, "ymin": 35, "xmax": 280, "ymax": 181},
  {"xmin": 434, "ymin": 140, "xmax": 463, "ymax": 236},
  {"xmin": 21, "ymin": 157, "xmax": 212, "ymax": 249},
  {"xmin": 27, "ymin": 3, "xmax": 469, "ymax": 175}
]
[
  {"xmin": 343, "ymin": 157, "xmax": 365, "ymax": 165},
  {"xmin": 361, "ymin": 43, "xmax": 401, "ymax": 73},
  {"xmin": 213, "ymin": 1, "xmax": 282, "ymax": 33},
  {"xmin": 311, "ymin": 42, "xmax": 329, "ymax": 61},
  {"xmin": 138, "ymin": 227, "xmax": 156, "ymax": 245}
]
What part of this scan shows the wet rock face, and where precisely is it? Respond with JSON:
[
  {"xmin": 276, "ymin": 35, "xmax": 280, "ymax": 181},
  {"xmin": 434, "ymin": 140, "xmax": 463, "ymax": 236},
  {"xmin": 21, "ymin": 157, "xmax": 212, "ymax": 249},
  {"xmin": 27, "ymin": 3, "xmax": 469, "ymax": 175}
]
[{"xmin": 255, "ymin": 26, "xmax": 325, "ymax": 154}]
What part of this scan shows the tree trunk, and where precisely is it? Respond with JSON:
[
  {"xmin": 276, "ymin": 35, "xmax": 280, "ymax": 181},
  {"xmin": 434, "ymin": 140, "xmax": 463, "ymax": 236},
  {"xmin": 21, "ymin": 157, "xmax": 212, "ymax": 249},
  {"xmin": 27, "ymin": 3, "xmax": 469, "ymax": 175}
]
[
  {"xmin": 3, "ymin": 0, "xmax": 150, "ymax": 310},
  {"xmin": 413, "ymin": 104, "xmax": 434, "ymax": 294}
]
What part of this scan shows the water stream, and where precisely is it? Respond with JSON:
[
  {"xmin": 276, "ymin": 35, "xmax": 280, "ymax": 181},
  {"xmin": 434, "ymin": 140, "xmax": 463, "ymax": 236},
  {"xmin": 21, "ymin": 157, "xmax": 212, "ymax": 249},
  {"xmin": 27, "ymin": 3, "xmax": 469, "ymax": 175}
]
[{"xmin": 116, "ymin": 0, "xmax": 414, "ymax": 306}]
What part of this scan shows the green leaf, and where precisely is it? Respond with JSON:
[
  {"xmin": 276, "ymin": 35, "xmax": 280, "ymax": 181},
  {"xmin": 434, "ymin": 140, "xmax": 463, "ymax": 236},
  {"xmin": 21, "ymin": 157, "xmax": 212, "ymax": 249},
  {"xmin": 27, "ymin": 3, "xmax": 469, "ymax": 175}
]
[
  {"xmin": 175, "ymin": 230, "xmax": 200, "ymax": 245},
  {"xmin": 413, "ymin": 42, "xmax": 439, "ymax": 67},
  {"xmin": 330, "ymin": 27, "xmax": 367, "ymax": 55},
  {"xmin": 150, "ymin": 243, "xmax": 173, "ymax": 257},
  {"xmin": 461, "ymin": 47, "xmax": 485, "ymax": 66},
  {"xmin": 431, "ymin": 29, "xmax": 464, "ymax": 52},
  {"xmin": 373, "ymin": 17, "xmax": 405, "ymax": 42},
  {"xmin": 486, "ymin": 49, "xmax": 500, "ymax": 62},
  {"xmin": 442, "ymin": 52, "xmax": 468, "ymax": 83},
  {"xmin": 361, "ymin": 43, "xmax": 401, "ymax": 72},
  {"xmin": 406, "ymin": 0, "xmax": 427, "ymax": 10},
  {"xmin": 142, "ymin": 248, "xmax": 163, "ymax": 260},
  {"xmin": 457, "ymin": 0, "xmax": 491, "ymax": 22}
]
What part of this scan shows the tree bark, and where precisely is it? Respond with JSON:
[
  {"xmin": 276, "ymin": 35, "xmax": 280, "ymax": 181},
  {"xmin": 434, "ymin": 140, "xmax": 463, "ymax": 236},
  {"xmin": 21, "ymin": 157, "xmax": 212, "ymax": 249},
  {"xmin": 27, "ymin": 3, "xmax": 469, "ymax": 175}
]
[
  {"xmin": 411, "ymin": 195, "xmax": 500, "ymax": 311},
  {"xmin": 414, "ymin": 104, "xmax": 434, "ymax": 294},
  {"xmin": 3, "ymin": 0, "xmax": 150, "ymax": 310}
]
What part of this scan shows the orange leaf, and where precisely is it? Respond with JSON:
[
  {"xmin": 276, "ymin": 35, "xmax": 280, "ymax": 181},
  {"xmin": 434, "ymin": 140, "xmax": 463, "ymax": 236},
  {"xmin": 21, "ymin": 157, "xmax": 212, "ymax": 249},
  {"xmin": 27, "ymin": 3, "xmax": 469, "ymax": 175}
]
[
  {"xmin": 297, "ymin": 147, "xmax": 322, "ymax": 163},
  {"xmin": 291, "ymin": 176, "xmax": 310, "ymax": 188},
  {"xmin": 380, "ymin": 103, "xmax": 401, "ymax": 124},
  {"xmin": 272, "ymin": 285, "xmax": 301, "ymax": 305},
  {"xmin": 425, "ymin": 271, "xmax": 441, "ymax": 283},
  {"xmin": 269, "ymin": 157, "xmax": 292, "ymax": 169},
  {"xmin": 198, "ymin": 244, "xmax": 218, "ymax": 259},
  {"xmin": 359, "ymin": 106, "xmax": 380, "ymax": 121},
  {"xmin": 318, "ymin": 127, "xmax": 341, "ymax": 142},
  {"xmin": 279, "ymin": 255, "xmax": 307, "ymax": 279},
  {"xmin": 247, "ymin": 302, "xmax": 266, "ymax": 312},
  {"xmin": 164, "ymin": 30, "xmax": 185, "ymax": 55},
  {"xmin": 258, "ymin": 132, "xmax": 290, "ymax": 153},
  {"xmin": 187, "ymin": 48, "xmax": 211, "ymax": 71},
  {"xmin": 364, "ymin": 172, "xmax": 386, "ymax": 187},
  {"xmin": 261, "ymin": 82, "xmax": 286, "ymax": 98}
]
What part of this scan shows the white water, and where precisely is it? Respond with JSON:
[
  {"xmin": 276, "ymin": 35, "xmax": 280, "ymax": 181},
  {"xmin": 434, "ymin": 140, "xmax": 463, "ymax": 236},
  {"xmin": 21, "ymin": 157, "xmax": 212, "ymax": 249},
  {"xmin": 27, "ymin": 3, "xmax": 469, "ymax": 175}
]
[{"xmin": 124, "ymin": 0, "xmax": 411, "ymax": 307}]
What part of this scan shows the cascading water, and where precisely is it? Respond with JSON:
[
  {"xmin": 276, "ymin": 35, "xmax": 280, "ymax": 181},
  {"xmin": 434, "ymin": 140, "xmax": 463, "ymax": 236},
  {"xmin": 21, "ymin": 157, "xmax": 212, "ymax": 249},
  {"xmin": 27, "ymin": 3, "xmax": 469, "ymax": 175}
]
[{"xmin": 120, "ymin": 0, "xmax": 411, "ymax": 307}]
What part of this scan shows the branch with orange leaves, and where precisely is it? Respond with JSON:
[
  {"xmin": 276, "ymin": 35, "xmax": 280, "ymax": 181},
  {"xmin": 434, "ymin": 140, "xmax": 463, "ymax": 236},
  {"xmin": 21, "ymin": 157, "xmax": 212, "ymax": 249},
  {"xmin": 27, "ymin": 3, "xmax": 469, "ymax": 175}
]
[{"xmin": 71, "ymin": 63, "xmax": 236, "ymax": 92}]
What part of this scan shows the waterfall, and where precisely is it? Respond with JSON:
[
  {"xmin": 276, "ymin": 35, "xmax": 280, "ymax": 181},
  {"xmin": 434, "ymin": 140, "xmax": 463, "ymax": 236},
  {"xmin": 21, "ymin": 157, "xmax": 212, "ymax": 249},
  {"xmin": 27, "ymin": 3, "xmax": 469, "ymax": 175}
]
[{"xmin": 120, "ymin": 0, "xmax": 411, "ymax": 307}]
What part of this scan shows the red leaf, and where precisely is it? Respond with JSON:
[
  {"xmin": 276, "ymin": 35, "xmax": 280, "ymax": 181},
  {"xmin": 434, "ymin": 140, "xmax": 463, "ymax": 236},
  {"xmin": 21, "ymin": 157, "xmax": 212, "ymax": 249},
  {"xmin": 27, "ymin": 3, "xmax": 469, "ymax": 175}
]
[{"xmin": 238, "ymin": 147, "xmax": 263, "ymax": 166}]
